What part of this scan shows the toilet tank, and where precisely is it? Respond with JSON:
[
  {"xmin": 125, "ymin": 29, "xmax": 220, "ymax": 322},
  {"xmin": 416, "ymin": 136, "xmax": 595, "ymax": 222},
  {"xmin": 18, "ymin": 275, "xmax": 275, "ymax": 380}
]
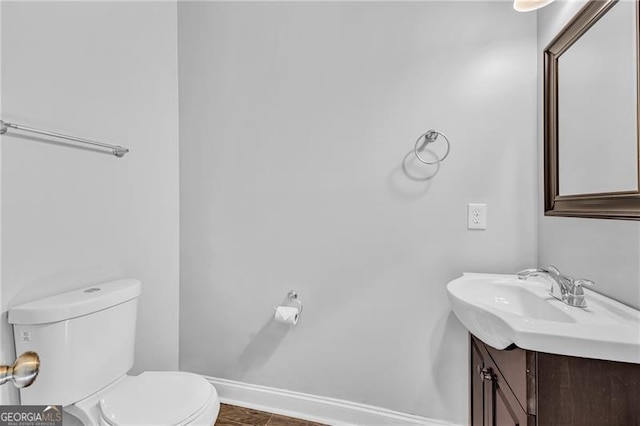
[{"xmin": 8, "ymin": 279, "xmax": 141, "ymax": 407}]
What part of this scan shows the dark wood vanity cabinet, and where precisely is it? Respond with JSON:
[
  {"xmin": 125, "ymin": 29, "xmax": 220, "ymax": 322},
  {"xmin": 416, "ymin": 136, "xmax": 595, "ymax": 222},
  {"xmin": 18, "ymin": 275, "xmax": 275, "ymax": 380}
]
[
  {"xmin": 470, "ymin": 334, "xmax": 640, "ymax": 426},
  {"xmin": 471, "ymin": 335, "xmax": 533, "ymax": 426}
]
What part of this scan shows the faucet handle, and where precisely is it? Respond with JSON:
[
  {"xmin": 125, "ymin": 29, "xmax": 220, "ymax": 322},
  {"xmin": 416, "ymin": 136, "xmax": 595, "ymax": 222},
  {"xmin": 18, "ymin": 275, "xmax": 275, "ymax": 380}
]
[
  {"xmin": 572, "ymin": 279, "xmax": 594, "ymax": 291},
  {"xmin": 566, "ymin": 279, "xmax": 593, "ymax": 308}
]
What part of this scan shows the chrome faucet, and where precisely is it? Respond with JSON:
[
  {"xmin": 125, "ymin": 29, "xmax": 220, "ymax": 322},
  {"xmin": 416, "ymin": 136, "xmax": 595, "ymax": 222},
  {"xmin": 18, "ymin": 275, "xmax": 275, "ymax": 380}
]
[{"xmin": 517, "ymin": 266, "xmax": 594, "ymax": 308}]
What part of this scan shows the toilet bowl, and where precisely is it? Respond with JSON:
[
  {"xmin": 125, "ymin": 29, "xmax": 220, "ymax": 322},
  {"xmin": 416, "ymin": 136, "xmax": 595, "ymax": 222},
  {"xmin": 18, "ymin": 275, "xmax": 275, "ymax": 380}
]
[
  {"xmin": 65, "ymin": 372, "xmax": 220, "ymax": 426},
  {"xmin": 8, "ymin": 279, "xmax": 220, "ymax": 426}
]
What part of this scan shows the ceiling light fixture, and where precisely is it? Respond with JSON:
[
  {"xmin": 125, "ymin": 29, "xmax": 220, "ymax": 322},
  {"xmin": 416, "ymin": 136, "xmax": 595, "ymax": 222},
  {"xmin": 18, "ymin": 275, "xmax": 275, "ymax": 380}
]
[{"xmin": 513, "ymin": 0, "xmax": 555, "ymax": 12}]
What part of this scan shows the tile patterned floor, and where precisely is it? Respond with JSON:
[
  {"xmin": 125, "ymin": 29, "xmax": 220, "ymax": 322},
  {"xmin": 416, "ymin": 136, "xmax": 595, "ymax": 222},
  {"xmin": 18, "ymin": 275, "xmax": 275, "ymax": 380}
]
[{"xmin": 215, "ymin": 403, "xmax": 327, "ymax": 426}]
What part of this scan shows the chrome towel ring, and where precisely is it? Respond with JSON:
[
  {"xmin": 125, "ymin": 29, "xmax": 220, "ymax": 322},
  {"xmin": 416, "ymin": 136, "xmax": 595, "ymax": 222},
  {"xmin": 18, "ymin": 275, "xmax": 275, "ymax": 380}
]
[{"xmin": 413, "ymin": 129, "xmax": 450, "ymax": 165}]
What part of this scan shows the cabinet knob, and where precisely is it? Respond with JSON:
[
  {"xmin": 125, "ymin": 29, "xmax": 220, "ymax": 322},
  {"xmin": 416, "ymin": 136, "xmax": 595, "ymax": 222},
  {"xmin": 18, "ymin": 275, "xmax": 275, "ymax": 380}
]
[{"xmin": 479, "ymin": 367, "xmax": 494, "ymax": 382}]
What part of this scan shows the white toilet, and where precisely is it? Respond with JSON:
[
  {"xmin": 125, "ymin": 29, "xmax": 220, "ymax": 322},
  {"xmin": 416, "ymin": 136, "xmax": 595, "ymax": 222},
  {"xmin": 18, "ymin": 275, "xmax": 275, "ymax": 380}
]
[{"xmin": 8, "ymin": 279, "xmax": 220, "ymax": 426}]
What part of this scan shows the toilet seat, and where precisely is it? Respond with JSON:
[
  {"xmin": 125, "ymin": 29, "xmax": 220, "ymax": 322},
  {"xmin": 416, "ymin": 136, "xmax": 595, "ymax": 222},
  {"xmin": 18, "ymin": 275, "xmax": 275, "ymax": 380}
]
[{"xmin": 98, "ymin": 371, "xmax": 216, "ymax": 426}]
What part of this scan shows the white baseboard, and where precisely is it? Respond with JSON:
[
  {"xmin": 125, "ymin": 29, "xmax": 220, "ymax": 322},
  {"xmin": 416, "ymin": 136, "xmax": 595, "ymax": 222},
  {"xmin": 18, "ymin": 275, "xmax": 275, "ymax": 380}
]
[{"xmin": 205, "ymin": 376, "xmax": 461, "ymax": 426}]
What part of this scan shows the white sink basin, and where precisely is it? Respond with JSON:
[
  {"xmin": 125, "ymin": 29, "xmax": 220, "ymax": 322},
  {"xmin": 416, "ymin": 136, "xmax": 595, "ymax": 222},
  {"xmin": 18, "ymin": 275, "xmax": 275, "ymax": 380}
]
[{"xmin": 447, "ymin": 273, "xmax": 640, "ymax": 363}]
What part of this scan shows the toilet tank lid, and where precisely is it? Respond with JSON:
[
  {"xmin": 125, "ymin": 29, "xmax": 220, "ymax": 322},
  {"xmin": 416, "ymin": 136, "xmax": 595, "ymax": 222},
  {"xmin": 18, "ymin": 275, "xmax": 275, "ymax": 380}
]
[{"xmin": 8, "ymin": 279, "xmax": 142, "ymax": 325}]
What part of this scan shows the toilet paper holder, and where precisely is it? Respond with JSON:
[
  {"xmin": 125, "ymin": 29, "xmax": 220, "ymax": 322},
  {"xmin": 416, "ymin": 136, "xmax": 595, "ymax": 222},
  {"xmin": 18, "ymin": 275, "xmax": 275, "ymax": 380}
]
[{"xmin": 274, "ymin": 290, "xmax": 303, "ymax": 313}]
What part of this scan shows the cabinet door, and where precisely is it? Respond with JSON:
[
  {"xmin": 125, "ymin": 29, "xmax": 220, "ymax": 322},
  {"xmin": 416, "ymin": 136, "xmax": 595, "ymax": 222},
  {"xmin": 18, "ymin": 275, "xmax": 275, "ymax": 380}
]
[
  {"xmin": 471, "ymin": 337, "xmax": 487, "ymax": 426},
  {"xmin": 537, "ymin": 352, "xmax": 640, "ymax": 425},
  {"xmin": 471, "ymin": 335, "xmax": 530, "ymax": 426},
  {"xmin": 494, "ymin": 380, "xmax": 528, "ymax": 426},
  {"xmin": 485, "ymin": 353, "xmax": 528, "ymax": 426}
]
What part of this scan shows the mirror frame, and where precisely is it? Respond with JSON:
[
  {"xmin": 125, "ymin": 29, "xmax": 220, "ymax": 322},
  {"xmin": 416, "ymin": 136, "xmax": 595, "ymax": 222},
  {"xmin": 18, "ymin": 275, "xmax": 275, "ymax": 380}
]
[{"xmin": 544, "ymin": 0, "xmax": 640, "ymax": 220}]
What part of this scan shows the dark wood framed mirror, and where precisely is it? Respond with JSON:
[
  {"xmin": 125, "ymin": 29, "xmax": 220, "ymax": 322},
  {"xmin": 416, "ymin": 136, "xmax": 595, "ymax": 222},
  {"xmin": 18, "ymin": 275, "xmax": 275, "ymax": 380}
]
[{"xmin": 544, "ymin": 0, "xmax": 640, "ymax": 219}]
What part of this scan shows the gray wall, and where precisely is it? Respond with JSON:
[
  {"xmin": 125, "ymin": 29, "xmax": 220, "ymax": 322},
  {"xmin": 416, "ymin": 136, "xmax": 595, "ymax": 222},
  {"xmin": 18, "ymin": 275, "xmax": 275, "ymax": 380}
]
[
  {"xmin": 178, "ymin": 2, "xmax": 537, "ymax": 423},
  {"xmin": 0, "ymin": 1, "xmax": 180, "ymax": 404},
  {"xmin": 0, "ymin": 0, "xmax": 4, "ymax": 406},
  {"xmin": 537, "ymin": 1, "xmax": 640, "ymax": 309}
]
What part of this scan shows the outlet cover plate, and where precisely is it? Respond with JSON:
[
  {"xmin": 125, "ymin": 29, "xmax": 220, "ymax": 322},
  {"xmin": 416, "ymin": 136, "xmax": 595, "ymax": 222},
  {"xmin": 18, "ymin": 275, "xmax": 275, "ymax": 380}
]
[{"xmin": 468, "ymin": 203, "xmax": 487, "ymax": 230}]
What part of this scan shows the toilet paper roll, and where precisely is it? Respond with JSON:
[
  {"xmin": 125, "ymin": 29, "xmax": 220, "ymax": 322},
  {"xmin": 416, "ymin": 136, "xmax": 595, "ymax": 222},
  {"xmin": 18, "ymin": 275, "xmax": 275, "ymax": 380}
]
[{"xmin": 274, "ymin": 306, "xmax": 300, "ymax": 325}]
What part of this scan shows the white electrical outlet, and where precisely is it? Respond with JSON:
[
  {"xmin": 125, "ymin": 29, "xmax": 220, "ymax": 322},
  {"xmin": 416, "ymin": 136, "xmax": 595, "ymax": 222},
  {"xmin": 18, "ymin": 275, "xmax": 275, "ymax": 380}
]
[{"xmin": 467, "ymin": 203, "xmax": 487, "ymax": 230}]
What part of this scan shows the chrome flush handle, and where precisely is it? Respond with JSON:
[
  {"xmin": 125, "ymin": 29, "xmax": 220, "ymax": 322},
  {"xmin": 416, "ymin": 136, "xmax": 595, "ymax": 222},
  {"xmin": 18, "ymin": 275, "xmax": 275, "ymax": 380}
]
[{"xmin": 0, "ymin": 351, "xmax": 40, "ymax": 388}]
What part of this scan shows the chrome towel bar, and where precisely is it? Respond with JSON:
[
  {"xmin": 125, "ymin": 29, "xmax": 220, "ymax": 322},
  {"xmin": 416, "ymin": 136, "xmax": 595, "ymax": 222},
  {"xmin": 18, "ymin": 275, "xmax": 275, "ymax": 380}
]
[{"xmin": 0, "ymin": 120, "xmax": 129, "ymax": 157}]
